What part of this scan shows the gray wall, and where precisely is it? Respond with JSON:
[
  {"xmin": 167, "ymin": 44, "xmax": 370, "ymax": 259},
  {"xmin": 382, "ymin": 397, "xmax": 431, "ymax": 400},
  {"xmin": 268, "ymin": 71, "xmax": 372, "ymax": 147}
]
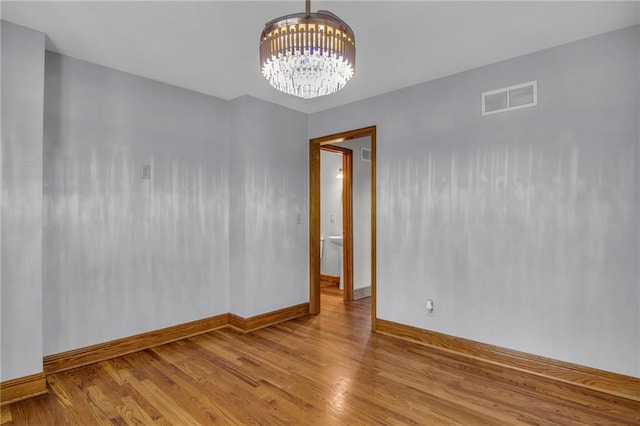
[
  {"xmin": 229, "ymin": 96, "xmax": 308, "ymax": 318},
  {"xmin": 13, "ymin": 49, "xmax": 309, "ymax": 359},
  {"xmin": 0, "ymin": 21, "xmax": 45, "ymax": 381},
  {"xmin": 43, "ymin": 53, "xmax": 230, "ymax": 354},
  {"xmin": 310, "ymin": 25, "xmax": 640, "ymax": 377},
  {"xmin": 0, "ymin": 21, "xmax": 46, "ymax": 381}
]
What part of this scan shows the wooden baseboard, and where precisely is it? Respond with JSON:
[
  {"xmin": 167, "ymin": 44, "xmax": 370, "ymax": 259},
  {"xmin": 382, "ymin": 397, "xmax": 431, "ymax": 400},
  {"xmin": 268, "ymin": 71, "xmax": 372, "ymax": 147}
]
[
  {"xmin": 228, "ymin": 313, "xmax": 245, "ymax": 331},
  {"xmin": 43, "ymin": 304, "xmax": 310, "ymax": 375},
  {"xmin": 44, "ymin": 313, "xmax": 229, "ymax": 374},
  {"xmin": 246, "ymin": 303, "xmax": 309, "ymax": 331},
  {"xmin": 0, "ymin": 373, "xmax": 47, "ymax": 406},
  {"xmin": 353, "ymin": 286, "xmax": 371, "ymax": 300},
  {"xmin": 320, "ymin": 274, "xmax": 340, "ymax": 285},
  {"xmin": 375, "ymin": 318, "xmax": 640, "ymax": 402},
  {"xmin": 230, "ymin": 303, "xmax": 310, "ymax": 333}
]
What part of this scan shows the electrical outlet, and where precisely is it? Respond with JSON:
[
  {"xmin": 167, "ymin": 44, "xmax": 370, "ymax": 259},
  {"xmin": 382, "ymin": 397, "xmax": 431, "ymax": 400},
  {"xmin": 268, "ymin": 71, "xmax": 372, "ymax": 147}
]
[
  {"xmin": 426, "ymin": 299, "xmax": 435, "ymax": 316},
  {"xmin": 296, "ymin": 213, "xmax": 302, "ymax": 225}
]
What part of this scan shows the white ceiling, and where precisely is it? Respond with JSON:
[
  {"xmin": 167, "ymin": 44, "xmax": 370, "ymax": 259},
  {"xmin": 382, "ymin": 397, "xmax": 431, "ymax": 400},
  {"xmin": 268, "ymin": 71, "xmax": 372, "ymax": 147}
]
[{"xmin": 2, "ymin": 1, "xmax": 639, "ymax": 114}]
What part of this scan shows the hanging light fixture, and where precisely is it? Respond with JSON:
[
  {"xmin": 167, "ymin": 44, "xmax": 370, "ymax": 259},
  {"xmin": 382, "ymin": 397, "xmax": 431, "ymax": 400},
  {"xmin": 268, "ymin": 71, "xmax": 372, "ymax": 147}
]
[
  {"xmin": 336, "ymin": 168, "xmax": 344, "ymax": 179},
  {"xmin": 259, "ymin": 0, "xmax": 356, "ymax": 99}
]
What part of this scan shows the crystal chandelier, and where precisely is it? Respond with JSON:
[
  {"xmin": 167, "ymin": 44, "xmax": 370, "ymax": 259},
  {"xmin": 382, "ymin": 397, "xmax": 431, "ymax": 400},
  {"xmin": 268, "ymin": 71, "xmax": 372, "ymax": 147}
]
[{"xmin": 259, "ymin": 0, "xmax": 356, "ymax": 99}]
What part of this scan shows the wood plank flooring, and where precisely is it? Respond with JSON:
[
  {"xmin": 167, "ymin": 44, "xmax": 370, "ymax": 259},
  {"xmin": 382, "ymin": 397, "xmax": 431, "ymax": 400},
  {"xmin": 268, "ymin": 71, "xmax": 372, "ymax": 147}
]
[{"xmin": 3, "ymin": 289, "xmax": 639, "ymax": 425}]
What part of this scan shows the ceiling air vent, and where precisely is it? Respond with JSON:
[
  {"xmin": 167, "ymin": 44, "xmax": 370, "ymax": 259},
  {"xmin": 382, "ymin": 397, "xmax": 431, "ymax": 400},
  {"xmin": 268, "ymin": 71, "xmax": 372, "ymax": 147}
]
[
  {"xmin": 482, "ymin": 81, "xmax": 537, "ymax": 116},
  {"xmin": 361, "ymin": 147, "xmax": 371, "ymax": 162}
]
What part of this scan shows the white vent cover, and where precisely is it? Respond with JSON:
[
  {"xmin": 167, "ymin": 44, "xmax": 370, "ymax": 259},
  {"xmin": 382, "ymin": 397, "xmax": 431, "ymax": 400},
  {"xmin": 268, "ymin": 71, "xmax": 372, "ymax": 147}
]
[
  {"xmin": 361, "ymin": 147, "xmax": 371, "ymax": 161},
  {"xmin": 482, "ymin": 81, "xmax": 537, "ymax": 115}
]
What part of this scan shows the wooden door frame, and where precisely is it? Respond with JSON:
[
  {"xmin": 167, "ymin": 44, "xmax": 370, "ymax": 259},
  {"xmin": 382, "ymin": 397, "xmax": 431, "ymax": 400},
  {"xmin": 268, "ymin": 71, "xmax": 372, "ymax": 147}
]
[
  {"xmin": 309, "ymin": 126, "xmax": 377, "ymax": 331},
  {"xmin": 320, "ymin": 145, "xmax": 353, "ymax": 302}
]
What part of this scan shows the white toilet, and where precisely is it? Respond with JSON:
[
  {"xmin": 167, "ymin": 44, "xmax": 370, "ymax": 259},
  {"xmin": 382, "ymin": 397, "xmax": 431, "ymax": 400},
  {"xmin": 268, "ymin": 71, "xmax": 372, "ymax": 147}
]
[{"xmin": 327, "ymin": 236, "xmax": 344, "ymax": 289}]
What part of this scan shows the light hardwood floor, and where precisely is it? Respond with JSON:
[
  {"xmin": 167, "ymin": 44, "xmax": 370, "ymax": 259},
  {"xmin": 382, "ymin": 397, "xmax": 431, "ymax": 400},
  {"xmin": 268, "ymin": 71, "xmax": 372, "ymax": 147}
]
[{"xmin": 2, "ymin": 289, "xmax": 639, "ymax": 425}]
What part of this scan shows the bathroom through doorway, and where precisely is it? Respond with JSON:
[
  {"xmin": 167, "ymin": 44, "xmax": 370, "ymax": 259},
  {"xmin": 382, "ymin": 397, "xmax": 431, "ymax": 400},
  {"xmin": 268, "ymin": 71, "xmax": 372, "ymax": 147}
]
[
  {"xmin": 319, "ymin": 145, "xmax": 353, "ymax": 301},
  {"xmin": 309, "ymin": 126, "xmax": 377, "ymax": 331}
]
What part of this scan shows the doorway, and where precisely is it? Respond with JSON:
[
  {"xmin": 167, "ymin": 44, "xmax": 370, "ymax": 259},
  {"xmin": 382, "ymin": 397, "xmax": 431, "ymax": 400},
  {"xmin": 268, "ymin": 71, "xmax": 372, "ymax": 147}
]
[
  {"xmin": 309, "ymin": 126, "xmax": 377, "ymax": 331},
  {"xmin": 319, "ymin": 145, "xmax": 353, "ymax": 301}
]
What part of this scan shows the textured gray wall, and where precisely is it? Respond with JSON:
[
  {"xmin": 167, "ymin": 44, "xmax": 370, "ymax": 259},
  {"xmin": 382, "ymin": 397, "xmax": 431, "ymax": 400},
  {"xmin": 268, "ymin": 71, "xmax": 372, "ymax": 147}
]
[
  {"xmin": 310, "ymin": 25, "xmax": 640, "ymax": 376},
  {"xmin": 43, "ymin": 53, "xmax": 230, "ymax": 355},
  {"xmin": 229, "ymin": 96, "xmax": 308, "ymax": 318},
  {"xmin": 0, "ymin": 21, "xmax": 45, "ymax": 381}
]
